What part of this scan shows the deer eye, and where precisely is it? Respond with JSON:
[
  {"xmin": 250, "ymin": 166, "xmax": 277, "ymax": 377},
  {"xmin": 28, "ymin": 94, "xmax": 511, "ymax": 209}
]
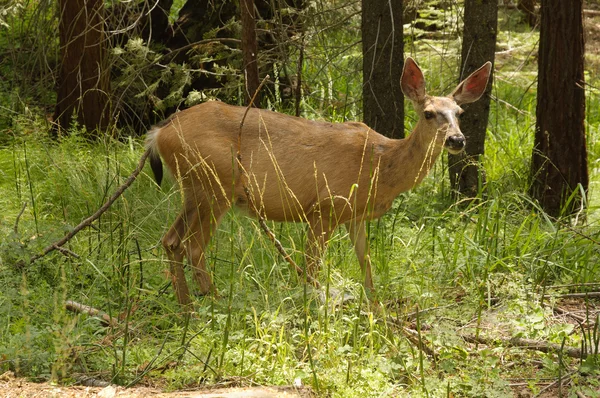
[{"xmin": 424, "ymin": 111, "xmax": 435, "ymax": 120}]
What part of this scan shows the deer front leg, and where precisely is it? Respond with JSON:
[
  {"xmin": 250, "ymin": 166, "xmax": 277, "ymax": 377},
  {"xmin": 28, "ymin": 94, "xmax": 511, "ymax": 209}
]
[
  {"xmin": 305, "ymin": 216, "xmax": 334, "ymax": 280},
  {"xmin": 346, "ymin": 220, "xmax": 374, "ymax": 293},
  {"xmin": 185, "ymin": 203, "xmax": 226, "ymax": 296}
]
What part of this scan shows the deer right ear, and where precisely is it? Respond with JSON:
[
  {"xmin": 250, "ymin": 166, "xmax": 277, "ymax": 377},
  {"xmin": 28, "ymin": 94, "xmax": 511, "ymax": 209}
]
[
  {"xmin": 451, "ymin": 62, "xmax": 492, "ymax": 105},
  {"xmin": 401, "ymin": 58, "xmax": 426, "ymax": 103}
]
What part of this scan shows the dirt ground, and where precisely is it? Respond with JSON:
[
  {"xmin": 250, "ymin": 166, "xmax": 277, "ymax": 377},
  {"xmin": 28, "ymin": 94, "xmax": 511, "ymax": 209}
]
[{"xmin": 0, "ymin": 371, "xmax": 315, "ymax": 398}]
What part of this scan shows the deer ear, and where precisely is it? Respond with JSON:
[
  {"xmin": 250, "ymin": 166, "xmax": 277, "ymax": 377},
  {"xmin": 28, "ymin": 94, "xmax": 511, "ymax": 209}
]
[
  {"xmin": 451, "ymin": 62, "xmax": 492, "ymax": 105},
  {"xmin": 401, "ymin": 58, "xmax": 426, "ymax": 103}
]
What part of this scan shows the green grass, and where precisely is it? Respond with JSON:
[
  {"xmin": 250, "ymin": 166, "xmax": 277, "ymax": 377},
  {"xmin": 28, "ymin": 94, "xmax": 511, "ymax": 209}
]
[
  {"xmin": 1, "ymin": 3, "xmax": 600, "ymax": 397},
  {"xmin": 2, "ymin": 106, "xmax": 599, "ymax": 396}
]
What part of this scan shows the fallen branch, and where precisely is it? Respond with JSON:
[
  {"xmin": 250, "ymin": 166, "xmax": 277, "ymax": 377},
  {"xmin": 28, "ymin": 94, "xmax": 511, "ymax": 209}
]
[
  {"xmin": 75, "ymin": 376, "xmax": 111, "ymax": 387},
  {"xmin": 584, "ymin": 9, "xmax": 600, "ymax": 17},
  {"xmin": 559, "ymin": 292, "xmax": 600, "ymax": 299},
  {"xmin": 532, "ymin": 370, "xmax": 577, "ymax": 398},
  {"xmin": 385, "ymin": 315, "xmax": 438, "ymax": 359},
  {"xmin": 462, "ymin": 334, "xmax": 584, "ymax": 359},
  {"xmin": 14, "ymin": 202, "xmax": 27, "ymax": 234},
  {"xmin": 65, "ymin": 300, "xmax": 118, "ymax": 327},
  {"xmin": 547, "ymin": 282, "xmax": 600, "ymax": 290},
  {"xmin": 29, "ymin": 148, "xmax": 151, "ymax": 264},
  {"xmin": 553, "ymin": 306, "xmax": 595, "ymax": 327},
  {"xmin": 403, "ymin": 327, "xmax": 438, "ymax": 360},
  {"xmin": 53, "ymin": 244, "xmax": 80, "ymax": 259}
]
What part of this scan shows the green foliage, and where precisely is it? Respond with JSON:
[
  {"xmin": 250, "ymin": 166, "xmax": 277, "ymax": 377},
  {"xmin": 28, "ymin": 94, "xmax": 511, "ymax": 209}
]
[
  {"xmin": 0, "ymin": 0, "xmax": 57, "ymax": 131},
  {"xmin": 1, "ymin": 1, "xmax": 600, "ymax": 397},
  {"xmin": 110, "ymin": 37, "xmax": 240, "ymax": 125}
]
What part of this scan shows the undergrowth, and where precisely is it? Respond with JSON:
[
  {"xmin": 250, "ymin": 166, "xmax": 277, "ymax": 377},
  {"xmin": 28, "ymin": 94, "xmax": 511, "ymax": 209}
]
[{"xmin": 1, "ymin": 2, "xmax": 600, "ymax": 398}]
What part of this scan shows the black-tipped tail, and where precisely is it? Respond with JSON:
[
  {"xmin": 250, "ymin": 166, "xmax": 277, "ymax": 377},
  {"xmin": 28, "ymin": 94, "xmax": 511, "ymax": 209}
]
[
  {"xmin": 145, "ymin": 125, "xmax": 164, "ymax": 187},
  {"xmin": 150, "ymin": 152, "xmax": 163, "ymax": 186}
]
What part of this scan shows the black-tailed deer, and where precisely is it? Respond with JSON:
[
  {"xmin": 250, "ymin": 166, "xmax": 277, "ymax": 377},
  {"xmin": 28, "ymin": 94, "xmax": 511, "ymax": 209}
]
[{"xmin": 147, "ymin": 58, "xmax": 492, "ymax": 305}]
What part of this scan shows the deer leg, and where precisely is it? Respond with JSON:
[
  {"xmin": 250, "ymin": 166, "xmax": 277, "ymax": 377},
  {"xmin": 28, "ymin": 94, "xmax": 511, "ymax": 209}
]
[
  {"xmin": 305, "ymin": 216, "xmax": 334, "ymax": 279},
  {"xmin": 185, "ymin": 201, "xmax": 227, "ymax": 296},
  {"xmin": 162, "ymin": 203, "xmax": 197, "ymax": 306},
  {"xmin": 346, "ymin": 220, "xmax": 374, "ymax": 292}
]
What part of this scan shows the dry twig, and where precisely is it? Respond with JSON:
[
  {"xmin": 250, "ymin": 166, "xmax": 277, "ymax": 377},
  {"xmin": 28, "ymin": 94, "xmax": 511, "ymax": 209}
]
[
  {"xmin": 29, "ymin": 148, "xmax": 151, "ymax": 264},
  {"xmin": 65, "ymin": 300, "xmax": 118, "ymax": 327},
  {"xmin": 13, "ymin": 202, "xmax": 27, "ymax": 234},
  {"xmin": 553, "ymin": 306, "xmax": 594, "ymax": 327},
  {"xmin": 462, "ymin": 334, "xmax": 584, "ymax": 359},
  {"xmin": 558, "ymin": 292, "xmax": 600, "ymax": 299},
  {"xmin": 547, "ymin": 282, "xmax": 600, "ymax": 290},
  {"xmin": 402, "ymin": 327, "xmax": 438, "ymax": 360}
]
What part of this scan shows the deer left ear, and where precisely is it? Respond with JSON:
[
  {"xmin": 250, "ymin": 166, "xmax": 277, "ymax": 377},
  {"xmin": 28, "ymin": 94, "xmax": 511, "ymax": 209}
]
[
  {"xmin": 401, "ymin": 57, "xmax": 427, "ymax": 103},
  {"xmin": 450, "ymin": 62, "xmax": 492, "ymax": 105}
]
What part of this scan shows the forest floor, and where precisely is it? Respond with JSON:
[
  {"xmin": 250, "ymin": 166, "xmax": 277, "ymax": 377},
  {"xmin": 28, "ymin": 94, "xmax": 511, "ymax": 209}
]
[
  {"xmin": 2, "ymin": 296, "xmax": 598, "ymax": 397},
  {"xmin": 0, "ymin": 371, "xmax": 315, "ymax": 398}
]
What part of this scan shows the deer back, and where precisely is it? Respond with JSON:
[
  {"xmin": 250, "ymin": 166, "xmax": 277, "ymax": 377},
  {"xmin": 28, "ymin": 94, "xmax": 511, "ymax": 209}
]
[{"xmin": 149, "ymin": 101, "xmax": 391, "ymax": 222}]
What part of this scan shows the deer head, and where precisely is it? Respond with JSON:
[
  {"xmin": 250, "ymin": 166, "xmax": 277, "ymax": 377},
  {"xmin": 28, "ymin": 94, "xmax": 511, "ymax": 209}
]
[{"xmin": 401, "ymin": 57, "xmax": 492, "ymax": 155}]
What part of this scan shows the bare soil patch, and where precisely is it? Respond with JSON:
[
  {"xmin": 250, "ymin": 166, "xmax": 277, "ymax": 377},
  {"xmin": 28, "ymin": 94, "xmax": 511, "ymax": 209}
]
[{"xmin": 0, "ymin": 372, "xmax": 315, "ymax": 398}]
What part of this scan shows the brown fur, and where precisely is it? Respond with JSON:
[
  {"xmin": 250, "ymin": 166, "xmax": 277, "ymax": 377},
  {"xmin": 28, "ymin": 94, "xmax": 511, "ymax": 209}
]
[{"xmin": 146, "ymin": 58, "xmax": 492, "ymax": 305}]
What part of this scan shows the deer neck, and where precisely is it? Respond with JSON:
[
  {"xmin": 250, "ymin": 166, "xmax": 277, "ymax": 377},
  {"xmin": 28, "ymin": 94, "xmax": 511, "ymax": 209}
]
[{"xmin": 383, "ymin": 119, "xmax": 444, "ymax": 194}]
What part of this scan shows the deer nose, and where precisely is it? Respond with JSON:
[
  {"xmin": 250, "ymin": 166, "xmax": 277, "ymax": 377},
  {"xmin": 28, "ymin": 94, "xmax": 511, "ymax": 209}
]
[{"xmin": 445, "ymin": 135, "xmax": 465, "ymax": 152}]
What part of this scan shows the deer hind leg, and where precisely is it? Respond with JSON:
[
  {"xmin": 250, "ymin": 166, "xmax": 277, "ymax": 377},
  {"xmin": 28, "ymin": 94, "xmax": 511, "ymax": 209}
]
[
  {"xmin": 346, "ymin": 220, "xmax": 374, "ymax": 293},
  {"xmin": 162, "ymin": 201, "xmax": 197, "ymax": 306},
  {"xmin": 305, "ymin": 216, "xmax": 334, "ymax": 280},
  {"xmin": 184, "ymin": 198, "xmax": 228, "ymax": 296}
]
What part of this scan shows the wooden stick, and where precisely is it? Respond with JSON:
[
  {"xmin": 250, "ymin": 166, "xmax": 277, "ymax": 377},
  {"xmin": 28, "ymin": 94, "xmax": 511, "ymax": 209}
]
[
  {"xmin": 65, "ymin": 300, "xmax": 118, "ymax": 327},
  {"xmin": 462, "ymin": 334, "xmax": 584, "ymax": 359},
  {"xmin": 53, "ymin": 244, "xmax": 80, "ymax": 259},
  {"xmin": 403, "ymin": 327, "xmax": 437, "ymax": 359},
  {"xmin": 547, "ymin": 282, "xmax": 600, "ymax": 289},
  {"xmin": 14, "ymin": 202, "xmax": 27, "ymax": 234},
  {"xmin": 559, "ymin": 292, "xmax": 600, "ymax": 299},
  {"xmin": 29, "ymin": 148, "xmax": 151, "ymax": 264},
  {"xmin": 554, "ymin": 306, "xmax": 593, "ymax": 326}
]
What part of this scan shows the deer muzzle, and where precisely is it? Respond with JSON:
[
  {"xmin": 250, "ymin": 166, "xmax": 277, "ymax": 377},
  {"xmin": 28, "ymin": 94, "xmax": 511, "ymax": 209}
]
[{"xmin": 444, "ymin": 133, "xmax": 465, "ymax": 154}]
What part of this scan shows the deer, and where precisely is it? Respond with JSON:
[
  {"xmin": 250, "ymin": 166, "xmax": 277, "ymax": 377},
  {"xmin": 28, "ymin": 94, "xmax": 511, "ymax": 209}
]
[{"xmin": 146, "ymin": 57, "xmax": 492, "ymax": 306}]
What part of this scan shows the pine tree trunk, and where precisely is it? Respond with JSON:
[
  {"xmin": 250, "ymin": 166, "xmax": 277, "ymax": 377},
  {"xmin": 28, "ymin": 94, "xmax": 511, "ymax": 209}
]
[
  {"xmin": 362, "ymin": 0, "xmax": 404, "ymax": 138},
  {"xmin": 518, "ymin": 0, "xmax": 537, "ymax": 27},
  {"xmin": 448, "ymin": 0, "xmax": 497, "ymax": 198},
  {"xmin": 530, "ymin": 0, "xmax": 587, "ymax": 217},
  {"xmin": 53, "ymin": 0, "xmax": 110, "ymax": 136}
]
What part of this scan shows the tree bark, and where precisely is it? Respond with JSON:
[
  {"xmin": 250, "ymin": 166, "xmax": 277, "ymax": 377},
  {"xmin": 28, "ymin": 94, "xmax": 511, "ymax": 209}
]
[
  {"xmin": 517, "ymin": 0, "xmax": 537, "ymax": 27},
  {"xmin": 448, "ymin": 0, "xmax": 498, "ymax": 198},
  {"xmin": 241, "ymin": 0, "xmax": 260, "ymax": 105},
  {"xmin": 530, "ymin": 0, "xmax": 587, "ymax": 217},
  {"xmin": 53, "ymin": 0, "xmax": 111, "ymax": 135},
  {"xmin": 362, "ymin": 0, "xmax": 404, "ymax": 139}
]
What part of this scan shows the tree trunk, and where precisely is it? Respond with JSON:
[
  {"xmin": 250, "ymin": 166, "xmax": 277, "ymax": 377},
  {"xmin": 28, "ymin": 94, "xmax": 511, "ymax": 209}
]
[
  {"xmin": 530, "ymin": 0, "xmax": 587, "ymax": 217},
  {"xmin": 518, "ymin": 0, "xmax": 537, "ymax": 27},
  {"xmin": 241, "ymin": 0, "xmax": 260, "ymax": 105},
  {"xmin": 448, "ymin": 0, "xmax": 497, "ymax": 198},
  {"xmin": 53, "ymin": 0, "xmax": 110, "ymax": 136},
  {"xmin": 362, "ymin": 0, "xmax": 404, "ymax": 138}
]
